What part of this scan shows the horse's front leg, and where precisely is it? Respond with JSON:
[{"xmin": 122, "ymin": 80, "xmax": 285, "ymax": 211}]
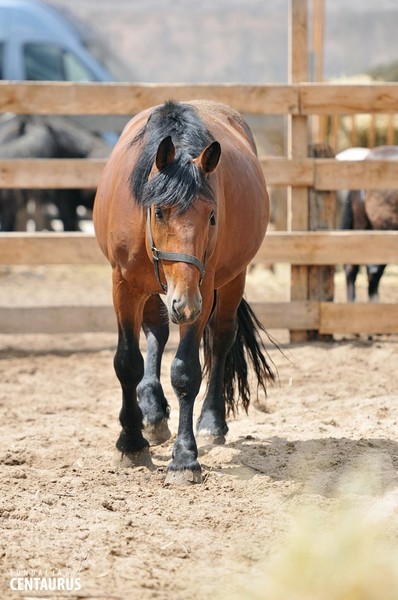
[
  {"xmin": 137, "ymin": 294, "xmax": 171, "ymax": 446},
  {"xmin": 112, "ymin": 269, "xmax": 151, "ymax": 467},
  {"xmin": 165, "ymin": 326, "xmax": 202, "ymax": 484},
  {"xmin": 165, "ymin": 291, "xmax": 213, "ymax": 485}
]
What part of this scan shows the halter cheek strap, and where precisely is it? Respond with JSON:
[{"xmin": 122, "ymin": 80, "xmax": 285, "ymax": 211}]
[{"xmin": 146, "ymin": 207, "xmax": 206, "ymax": 293}]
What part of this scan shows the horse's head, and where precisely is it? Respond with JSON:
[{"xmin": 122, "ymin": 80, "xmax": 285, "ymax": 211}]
[{"xmin": 146, "ymin": 136, "xmax": 221, "ymax": 324}]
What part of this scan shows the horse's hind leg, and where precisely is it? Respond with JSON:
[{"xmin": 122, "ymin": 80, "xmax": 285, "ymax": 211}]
[
  {"xmin": 197, "ymin": 273, "xmax": 245, "ymax": 444},
  {"xmin": 138, "ymin": 295, "xmax": 171, "ymax": 446},
  {"xmin": 345, "ymin": 264, "xmax": 359, "ymax": 302},
  {"xmin": 367, "ymin": 264, "xmax": 386, "ymax": 302},
  {"xmin": 112, "ymin": 270, "xmax": 152, "ymax": 468}
]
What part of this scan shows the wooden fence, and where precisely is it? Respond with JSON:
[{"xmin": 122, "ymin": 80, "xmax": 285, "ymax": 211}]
[
  {"xmin": 1, "ymin": 80, "xmax": 397, "ymax": 337},
  {"xmin": 0, "ymin": 0, "xmax": 397, "ymax": 338}
]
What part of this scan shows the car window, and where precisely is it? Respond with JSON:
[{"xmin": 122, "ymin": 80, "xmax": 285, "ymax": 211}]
[
  {"xmin": 23, "ymin": 43, "xmax": 95, "ymax": 82},
  {"xmin": 24, "ymin": 43, "xmax": 63, "ymax": 80},
  {"xmin": 63, "ymin": 51, "xmax": 94, "ymax": 81}
]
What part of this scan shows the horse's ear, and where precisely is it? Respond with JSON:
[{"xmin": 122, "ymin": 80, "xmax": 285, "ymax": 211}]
[
  {"xmin": 197, "ymin": 141, "xmax": 221, "ymax": 174},
  {"xmin": 155, "ymin": 135, "xmax": 176, "ymax": 171}
]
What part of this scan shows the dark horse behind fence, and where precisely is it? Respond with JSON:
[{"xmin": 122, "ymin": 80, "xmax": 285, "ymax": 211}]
[
  {"xmin": 0, "ymin": 114, "xmax": 110, "ymax": 231},
  {"xmin": 340, "ymin": 145, "xmax": 398, "ymax": 302},
  {"xmin": 94, "ymin": 99, "xmax": 275, "ymax": 485}
]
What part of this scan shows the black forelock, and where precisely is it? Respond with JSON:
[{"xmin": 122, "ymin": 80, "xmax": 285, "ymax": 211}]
[{"xmin": 129, "ymin": 101, "xmax": 215, "ymax": 210}]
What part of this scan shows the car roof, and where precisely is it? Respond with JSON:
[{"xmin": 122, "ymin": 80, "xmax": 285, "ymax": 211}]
[{"xmin": 0, "ymin": 0, "xmax": 99, "ymax": 45}]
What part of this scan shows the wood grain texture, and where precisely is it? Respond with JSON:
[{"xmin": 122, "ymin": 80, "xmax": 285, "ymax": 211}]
[
  {"xmin": 0, "ymin": 82, "xmax": 299, "ymax": 116},
  {"xmin": 1, "ymin": 158, "xmax": 398, "ymax": 190},
  {"xmin": 1, "ymin": 231, "xmax": 396, "ymax": 266},
  {"xmin": 2, "ymin": 301, "xmax": 397, "ymax": 334}
]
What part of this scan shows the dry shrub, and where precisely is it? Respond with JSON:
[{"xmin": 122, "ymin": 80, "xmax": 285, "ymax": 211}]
[{"xmin": 220, "ymin": 460, "xmax": 398, "ymax": 600}]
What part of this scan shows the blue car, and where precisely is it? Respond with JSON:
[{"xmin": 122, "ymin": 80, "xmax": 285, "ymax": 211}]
[
  {"xmin": 0, "ymin": 0, "xmax": 133, "ymax": 82},
  {"xmin": 0, "ymin": 0, "xmax": 134, "ymax": 141}
]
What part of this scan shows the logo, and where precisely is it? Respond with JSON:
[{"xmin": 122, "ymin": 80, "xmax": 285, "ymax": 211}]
[
  {"xmin": 9, "ymin": 572, "xmax": 81, "ymax": 592},
  {"xmin": 8, "ymin": 550, "xmax": 88, "ymax": 594}
]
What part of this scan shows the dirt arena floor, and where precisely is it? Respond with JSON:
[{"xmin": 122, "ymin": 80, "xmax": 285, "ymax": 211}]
[{"xmin": 0, "ymin": 262, "xmax": 397, "ymax": 599}]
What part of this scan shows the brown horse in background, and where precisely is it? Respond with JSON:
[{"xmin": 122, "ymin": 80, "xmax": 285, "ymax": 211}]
[
  {"xmin": 340, "ymin": 145, "xmax": 398, "ymax": 302},
  {"xmin": 94, "ymin": 100, "xmax": 274, "ymax": 484}
]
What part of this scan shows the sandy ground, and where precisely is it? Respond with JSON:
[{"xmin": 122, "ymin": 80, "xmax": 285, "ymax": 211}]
[{"xmin": 0, "ymin": 262, "xmax": 397, "ymax": 599}]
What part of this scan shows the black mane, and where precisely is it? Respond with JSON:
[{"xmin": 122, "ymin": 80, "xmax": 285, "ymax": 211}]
[{"xmin": 129, "ymin": 101, "xmax": 215, "ymax": 211}]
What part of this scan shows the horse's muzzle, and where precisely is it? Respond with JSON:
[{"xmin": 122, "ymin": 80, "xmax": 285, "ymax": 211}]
[{"xmin": 169, "ymin": 294, "xmax": 202, "ymax": 325}]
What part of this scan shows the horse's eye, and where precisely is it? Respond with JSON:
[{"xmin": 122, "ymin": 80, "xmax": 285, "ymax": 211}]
[
  {"xmin": 154, "ymin": 207, "xmax": 164, "ymax": 221},
  {"xmin": 209, "ymin": 211, "xmax": 216, "ymax": 226}
]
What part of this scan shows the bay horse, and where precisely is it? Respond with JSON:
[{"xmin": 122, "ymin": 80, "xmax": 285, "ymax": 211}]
[
  {"xmin": 340, "ymin": 146, "xmax": 398, "ymax": 302},
  {"xmin": 93, "ymin": 99, "xmax": 274, "ymax": 484}
]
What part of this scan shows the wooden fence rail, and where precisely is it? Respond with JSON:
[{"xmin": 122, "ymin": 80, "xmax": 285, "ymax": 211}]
[
  {"xmin": 1, "ymin": 231, "xmax": 397, "ymax": 267},
  {"xmin": 2, "ymin": 81, "xmax": 398, "ymax": 115},
  {"xmin": 2, "ymin": 157, "xmax": 398, "ymax": 190},
  {"xmin": 0, "ymin": 303, "xmax": 397, "ymax": 336}
]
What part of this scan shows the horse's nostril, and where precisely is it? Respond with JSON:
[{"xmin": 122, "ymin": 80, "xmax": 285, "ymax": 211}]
[
  {"xmin": 171, "ymin": 298, "xmax": 182, "ymax": 320},
  {"xmin": 170, "ymin": 298, "xmax": 185, "ymax": 324}
]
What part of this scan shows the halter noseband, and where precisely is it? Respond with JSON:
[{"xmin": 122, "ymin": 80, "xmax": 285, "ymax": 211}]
[{"xmin": 146, "ymin": 207, "xmax": 206, "ymax": 293}]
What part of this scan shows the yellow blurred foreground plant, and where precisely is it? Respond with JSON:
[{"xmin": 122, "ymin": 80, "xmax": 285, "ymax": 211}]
[{"xmin": 221, "ymin": 463, "xmax": 398, "ymax": 600}]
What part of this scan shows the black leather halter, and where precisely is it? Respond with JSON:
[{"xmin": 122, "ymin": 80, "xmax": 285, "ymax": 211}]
[{"xmin": 146, "ymin": 207, "xmax": 206, "ymax": 293}]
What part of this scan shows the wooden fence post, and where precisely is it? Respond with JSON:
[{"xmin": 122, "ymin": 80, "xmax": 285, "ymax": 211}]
[
  {"xmin": 310, "ymin": 0, "xmax": 326, "ymax": 144},
  {"xmin": 308, "ymin": 142, "xmax": 336, "ymax": 340},
  {"xmin": 288, "ymin": 0, "xmax": 309, "ymax": 342}
]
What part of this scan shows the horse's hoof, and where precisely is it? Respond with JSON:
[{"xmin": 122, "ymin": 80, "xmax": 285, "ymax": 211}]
[
  {"xmin": 196, "ymin": 430, "xmax": 226, "ymax": 446},
  {"xmin": 143, "ymin": 418, "xmax": 171, "ymax": 446},
  {"xmin": 197, "ymin": 414, "xmax": 228, "ymax": 446},
  {"xmin": 112, "ymin": 447, "xmax": 154, "ymax": 470},
  {"xmin": 164, "ymin": 469, "xmax": 202, "ymax": 485}
]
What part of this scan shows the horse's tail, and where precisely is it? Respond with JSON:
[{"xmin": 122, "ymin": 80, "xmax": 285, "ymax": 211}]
[
  {"xmin": 203, "ymin": 298, "xmax": 276, "ymax": 414},
  {"xmin": 341, "ymin": 189, "xmax": 372, "ymax": 231}
]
